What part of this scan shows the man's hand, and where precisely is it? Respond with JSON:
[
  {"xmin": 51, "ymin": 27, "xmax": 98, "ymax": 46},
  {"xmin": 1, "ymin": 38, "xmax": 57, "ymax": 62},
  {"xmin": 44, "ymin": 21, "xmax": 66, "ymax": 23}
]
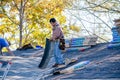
[
  {"xmin": 49, "ymin": 38, "xmax": 55, "ymax": 41},
  {"xmin": 6, "ymin": 47, "xmax": 15, "ymax": 56},
  {"xmin": 49, "ymin": 38, "xmax": 52, "ymax": 41}
]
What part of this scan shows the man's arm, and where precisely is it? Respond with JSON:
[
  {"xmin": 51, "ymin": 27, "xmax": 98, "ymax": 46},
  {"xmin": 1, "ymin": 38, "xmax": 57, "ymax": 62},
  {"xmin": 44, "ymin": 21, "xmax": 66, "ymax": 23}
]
[{"xmin": 6, "ymin": 47, "xmax": 15, "ymax": 56}]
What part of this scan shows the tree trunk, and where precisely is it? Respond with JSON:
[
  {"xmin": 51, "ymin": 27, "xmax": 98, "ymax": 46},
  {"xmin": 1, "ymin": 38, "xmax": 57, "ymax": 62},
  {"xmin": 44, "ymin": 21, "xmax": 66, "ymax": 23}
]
[
  {"xmin": 19, "ymin": 19, "xmax": 23, "ymax": 48},
  {"xmin": 19, "ymin": 0, "xmax": 24, "ymax": 48},
  {"xmin": 19, "ymin": 0, "xmax": 27, "ymax": 48}
]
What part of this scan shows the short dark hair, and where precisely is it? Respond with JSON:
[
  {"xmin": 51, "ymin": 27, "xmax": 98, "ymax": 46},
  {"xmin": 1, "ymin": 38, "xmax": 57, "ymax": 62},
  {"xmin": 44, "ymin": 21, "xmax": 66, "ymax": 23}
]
[{"xmin": 49, "ymin": 18, "xmax": 56, "ymax": 23}]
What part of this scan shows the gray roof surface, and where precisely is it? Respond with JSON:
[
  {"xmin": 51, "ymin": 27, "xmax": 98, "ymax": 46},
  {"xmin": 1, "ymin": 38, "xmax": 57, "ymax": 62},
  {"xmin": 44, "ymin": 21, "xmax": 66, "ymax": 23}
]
[{"xmin": 0, "ymin": 43, "xmax": 120, "ymax": 80}]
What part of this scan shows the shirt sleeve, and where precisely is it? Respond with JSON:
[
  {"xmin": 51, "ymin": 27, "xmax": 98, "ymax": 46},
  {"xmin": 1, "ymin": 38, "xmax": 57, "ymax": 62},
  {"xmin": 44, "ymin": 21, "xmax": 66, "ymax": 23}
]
[{"xmin": 0, "ymin": 38, "xmax": 9, "ymax": 47}]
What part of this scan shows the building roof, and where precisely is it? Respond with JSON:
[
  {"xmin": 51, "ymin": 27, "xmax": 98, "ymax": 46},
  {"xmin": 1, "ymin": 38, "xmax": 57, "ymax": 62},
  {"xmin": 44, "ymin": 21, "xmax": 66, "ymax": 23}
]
[{"xmin": 0, "ymin": 43, "xmax": 120, "ymax": 80}]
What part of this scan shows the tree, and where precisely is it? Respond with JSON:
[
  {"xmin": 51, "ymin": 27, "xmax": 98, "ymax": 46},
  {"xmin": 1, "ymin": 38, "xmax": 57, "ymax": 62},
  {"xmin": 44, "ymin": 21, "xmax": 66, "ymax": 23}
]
[
  {"xmin": 0, "ymin": 0, "xmax": 74, "ymax": 48},
  {"xmin": 64, "ymin": 0, "xmax": 120, "ymax": 42},
  {"xmin": 0, "ymin": 0, "xmax": 28, "ymax": 48}
]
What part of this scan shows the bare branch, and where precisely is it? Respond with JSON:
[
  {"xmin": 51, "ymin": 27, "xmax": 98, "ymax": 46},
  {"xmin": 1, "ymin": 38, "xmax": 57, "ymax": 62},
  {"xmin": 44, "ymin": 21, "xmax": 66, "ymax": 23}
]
[
  {"xmin": 68, "ymin": 10, "xmax": 91, "ymax": 35},
  {"xmin": 22, "ymin": 0, "xmax": 28, "ymax": 14},
  {"xmin": 1, "ymin": 6, "xmax": 18, "ymax": 25},
  {"xmin": 85, "ymin": 0, "xmax": 120, "ymax": 13},
  {"xmin": 13, "ymin": 0, "xmax": 20, "ymax": 11},
  {"xmin": 67, "ymin": 10, "xmax": 109, "ymax": 42},
  {"xmin": 68, "ymin": 0, "xmax": 120, "ymax": 14},
  {"xmin": 85, "ymin": 9, "xmax": 111, "ymax": 29}
]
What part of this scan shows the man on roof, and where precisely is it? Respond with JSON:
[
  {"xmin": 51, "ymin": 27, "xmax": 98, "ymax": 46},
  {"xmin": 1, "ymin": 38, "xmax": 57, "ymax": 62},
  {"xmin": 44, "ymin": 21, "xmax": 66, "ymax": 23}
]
[
  {"xmin": 0, "ymin": 38, "xmax": 14, "ymax": 56},
  {"xmin": 49, "ymin": 18, "xmax": 65, "ymax": 68}
]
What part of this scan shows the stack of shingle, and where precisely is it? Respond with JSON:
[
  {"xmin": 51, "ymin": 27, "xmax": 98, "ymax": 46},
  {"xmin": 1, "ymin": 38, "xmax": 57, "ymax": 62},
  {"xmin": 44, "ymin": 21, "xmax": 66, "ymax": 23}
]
[
  {"xmin": 70, "ymin": 38, "xmax": 85, "ymax": 47},
  {"xmin": 114, "ymin": 19, "xmax": 120, "ymax": 35},
  {"xmin": 83, "ymin": 36, "xmax": 98, "ymax": 46},
  {"xmin": 108, "ymin": 18, "xmax": 120, "ymax": 49},
  {"xmin": 64, "ymin": 36, "xmax": 98, "ymax": 52},
  {"xmin": 111, "ymin": 27, "xmax": 120, "ymax": 43},
  {"xmin": 65, "ymin": 36, "xmax": 98, "ymax": 48}
]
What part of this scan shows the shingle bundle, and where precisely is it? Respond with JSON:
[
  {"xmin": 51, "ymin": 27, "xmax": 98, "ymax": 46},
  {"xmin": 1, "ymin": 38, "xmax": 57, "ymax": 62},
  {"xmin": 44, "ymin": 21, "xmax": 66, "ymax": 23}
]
[
  {"xmin": 65, "ymin": 36, "xmax": 98, "ymax": 47},
  {"xmin": 70, "ymin": 38, "xmax": 85, "ymax": 47},
  {"xmin": 108, "ymin": 18, "xmax": 120, "ymax": 49},
  {"xmin": 111, "ymin": 27, "xmax": 120, "ymax": 43},
  {"xmin": 113, "ymin": 18, "xmax": 120, "ymax": 35}
]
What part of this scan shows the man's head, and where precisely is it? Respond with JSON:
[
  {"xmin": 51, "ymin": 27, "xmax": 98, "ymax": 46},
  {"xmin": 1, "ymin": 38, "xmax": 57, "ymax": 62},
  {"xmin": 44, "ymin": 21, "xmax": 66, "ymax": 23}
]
[{"xmin": 49, "ymin": 18, "xmax": 57, "ymax": 27}]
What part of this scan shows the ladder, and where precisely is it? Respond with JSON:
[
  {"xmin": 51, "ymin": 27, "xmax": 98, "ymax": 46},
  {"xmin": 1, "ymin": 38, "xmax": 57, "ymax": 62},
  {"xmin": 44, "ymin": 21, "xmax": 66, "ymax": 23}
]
[{"xmin": 0, "ymin": 60, "xmax": 12, "ymax": 80}]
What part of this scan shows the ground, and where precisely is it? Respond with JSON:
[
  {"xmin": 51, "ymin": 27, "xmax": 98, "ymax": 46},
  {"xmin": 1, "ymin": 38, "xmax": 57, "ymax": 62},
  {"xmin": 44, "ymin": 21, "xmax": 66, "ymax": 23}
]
[{"xmin": 0, "ymin": 43, "xmax": 120, "ymax": 80}]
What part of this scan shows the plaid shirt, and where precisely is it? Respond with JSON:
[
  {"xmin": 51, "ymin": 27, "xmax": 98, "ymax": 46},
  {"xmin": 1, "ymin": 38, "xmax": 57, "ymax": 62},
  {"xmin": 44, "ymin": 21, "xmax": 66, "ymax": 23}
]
[{"xmin": 51, "ymin": 24, "xmax": 64, "ymax": 40}]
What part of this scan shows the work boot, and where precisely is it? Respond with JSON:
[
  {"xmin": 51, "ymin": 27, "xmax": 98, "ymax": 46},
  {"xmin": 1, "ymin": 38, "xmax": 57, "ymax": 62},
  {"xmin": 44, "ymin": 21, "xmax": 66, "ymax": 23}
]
[
  {"xmin": 52, "ymin": 63, "xmax": 65, "ymax": 68},
  {"xmin": 52, "ymin": 63, "xmax": 59, "ymax": 67}
]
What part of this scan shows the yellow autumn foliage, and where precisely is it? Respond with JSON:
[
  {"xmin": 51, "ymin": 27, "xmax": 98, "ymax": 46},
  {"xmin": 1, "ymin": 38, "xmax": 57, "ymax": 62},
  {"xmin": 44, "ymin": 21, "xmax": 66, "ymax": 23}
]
[
  {"xmin": 0, "ymin": 0, "xmax": 74, "ymax": 48},
  {"xmin": 0, "ymin": 14, "xmax": 4, "ymax": 18},
  {"xmin": 70, "ymin": 25, "xmax": 80, "ymax": 32}
]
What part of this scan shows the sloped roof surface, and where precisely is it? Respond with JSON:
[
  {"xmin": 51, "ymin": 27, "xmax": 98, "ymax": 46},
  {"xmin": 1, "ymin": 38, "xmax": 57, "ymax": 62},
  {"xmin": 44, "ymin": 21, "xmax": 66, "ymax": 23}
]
[
  {"xmin": 0, "ymin": 43, "xmax": 120, "ymax": 80},
  {"xmin": 57, "ymin": 43, "xmax": 120, "ymax": 79}
]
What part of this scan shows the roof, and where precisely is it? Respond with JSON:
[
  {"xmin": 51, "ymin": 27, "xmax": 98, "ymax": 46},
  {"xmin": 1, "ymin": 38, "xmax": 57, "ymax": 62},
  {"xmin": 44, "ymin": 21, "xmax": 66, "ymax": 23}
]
[{"xmin": 0, "ymin": 43, "xmax": 120, "ymax": 80}]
